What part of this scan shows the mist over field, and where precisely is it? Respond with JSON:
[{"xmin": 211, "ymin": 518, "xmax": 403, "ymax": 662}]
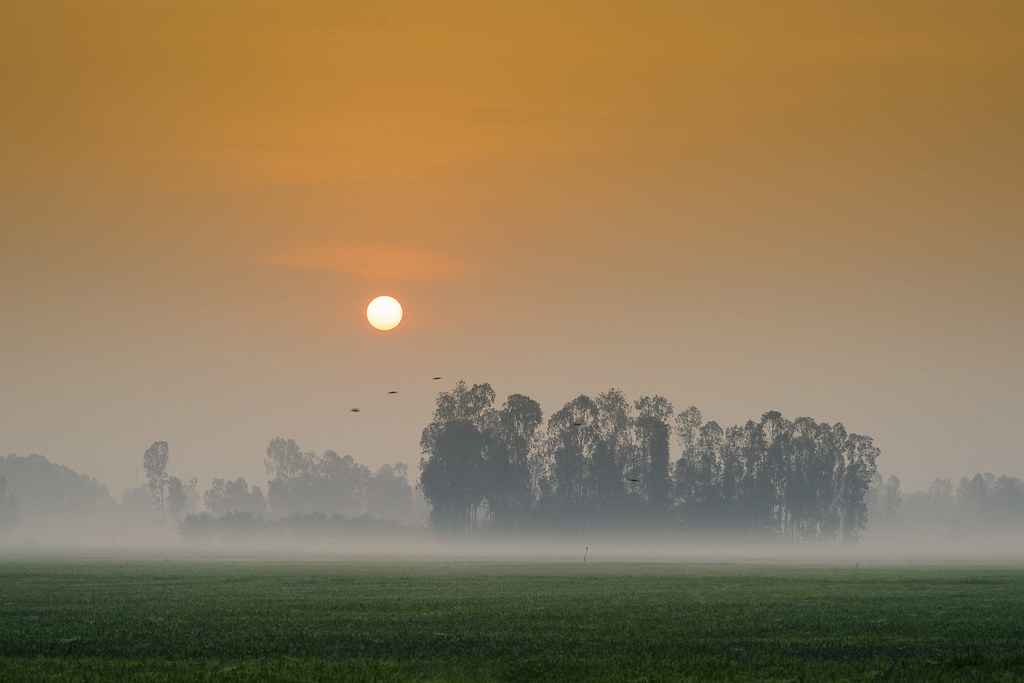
[{"xmin": 3, "ymin": 380, "xmax": 1022, "ymax": 562}]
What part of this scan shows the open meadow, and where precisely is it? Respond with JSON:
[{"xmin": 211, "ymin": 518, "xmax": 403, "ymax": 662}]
[{"xmin": 2, "ymin": 552, "xmax": 1023, "ymax": 681}]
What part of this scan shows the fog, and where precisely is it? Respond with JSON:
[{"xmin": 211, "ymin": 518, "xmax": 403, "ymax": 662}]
[
  {"xmin": 6, "ymin": 530, "xmax": 1024, "ymax": 567},
  {"xmin": 4, "ymin": 399, "xmax": 1024, "ymax": 564}
]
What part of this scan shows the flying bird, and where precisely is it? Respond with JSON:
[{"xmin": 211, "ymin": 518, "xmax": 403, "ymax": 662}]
[
  {"xmin": 432, "ymin": 376, "xmax": 442, "ymax": 380},
  {"xmin": 388, "ymin": 391, "xmax": 398, "ymax": 394},
  {"xmin": 572, "ymin": 422, "xmax": 583, "ymax": 427},
  {"xmin": 350, "ymin": 408, "xmax": 361, "ymax": 413},
  {"xmin": 625, "ymin": 477, "xmax": 640, "ymax": 482}
]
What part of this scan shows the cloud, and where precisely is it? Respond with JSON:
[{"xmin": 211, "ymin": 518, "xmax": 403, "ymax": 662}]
[{"xmin": 263, "ymin": 245, "xmax": 470, "ymax": 282}]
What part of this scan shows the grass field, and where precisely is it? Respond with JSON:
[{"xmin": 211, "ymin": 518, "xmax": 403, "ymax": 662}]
[{"xmin": 2, "ymin": 553, "xmax": 1023, "ymax": 681}]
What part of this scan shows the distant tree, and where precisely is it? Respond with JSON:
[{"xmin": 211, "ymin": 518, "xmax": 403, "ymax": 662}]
[
  {"xmin": 865, "ymin": 473, "xmax": 902, "ymax": 531},
  {"xmin": 264, "ymin": 437, "xmax": 317, "ymax": 517},
  {"xmin": 542, "ymin": 395, "xmax": 600, "ymax": 528},
  {"xmin": 0, "ymin": 453, "xmax": 116, "ymax": 538},
  {"xmin": 364, "ymin": 463, "xmax": 414, "ymax": 523},
  {"xmin": 671, "ymin": 405, "xmax": 704, "ymax": 518},
  {"xmin": 485, "ymin": 393, "xmax": 543, "ymax": 534},
  {"xmin": 990, "ymin": 475, "xmax": 1024, "ymax": 528},
  {"xmin": 634, "ymin": 395, "xmax": 674, "ymax": 520},
  {"xmin": 592, "ymin": 389, "xmax": 635, "ymax": 525},
  {"xmin": 166, "ymin": 476, "xmax": 198, "ymax": 523},
  {"xmin": 0, "ymin": 475, "xmax": 19, "ymax": 537},
  {"xmin": 204, "ymin": 477, "xmax": 267, "ymax": 517},
  {"xmin": 839, "ymin": 433, "xmax": 879, "ymax": 542},
  {"xmin": 420, "ymin": 420, "xmax": 486, "ymax": 534},
  {"xmin": 418, "ymin": 381, "xmax": 495, "ymax": 534},
  {"xmin": 674, "ymin": 406, "xmax": 703, "ymax": 463},
  {"xmin": 316, "ymin": 451, "xmax": 370, "ymax": 517},
  {"xmin": 143, "ymin": 441, "xmax": 170, "ymax": 525},
  {"xmin": 120, "ymin": 484, "xmax": 158, "ymax": 526},
  {"xmin": 419, "ymin": 380, "xmax": 496, "ymax": 454},
  {"xmin": 264, "ymin": 438, "xmax": 372, "ymax": 518}
]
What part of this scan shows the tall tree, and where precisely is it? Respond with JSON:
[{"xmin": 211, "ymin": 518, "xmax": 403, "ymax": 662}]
[
  {"xmin": 634, "ymin": 395, "xmax": 674, "ymax": 519},
  {"xmin": 264, "ymin": 437, "xmax": 317, "ymax": 517},
  {"xmin": 486, "ymin": 393, "xmax": 543, "ymax": 534},
  {"xmin": 364, "ymin": 463, "xmax": 414, "ymax": 523},
  {"xmin": 204, "ymin": 477, "xmax": 267, "ymax": 517},
  {"xmin": 166, "ymin": 476, "xmax": 198, "ymax": 523},
  {"xmin": 142, "ymin": 441, "xmax": 170, "ymax": 526},
  {"xmin": 592, "ymin": 389, "xmax": 635, "ymax": 527},
  {"xmin": 839, "ymin": 432, "xmax": 879, "ymax": 542},
  {"xmin": 674, "ymin": 406, "xmax": 703, "ymax": 462},
  {"xmin": 0, "ymin": 475, "xmax": 19, "ymax": 537},
  {"xmin": 543, "ymin": 395, "xmax": 600, "ymax": 530},
  {"xmin": 418, "ymin": 381, "xmax": 495, "ymax": 534},
  {"xmin": 419, "ymin": 420, "xmax": 486, "ymax": 534}
]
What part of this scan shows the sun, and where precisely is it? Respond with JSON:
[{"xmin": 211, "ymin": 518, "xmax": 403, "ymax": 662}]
[{"xmin": 366, "ymin": 295, "xmax": 403, "ymax": 331}]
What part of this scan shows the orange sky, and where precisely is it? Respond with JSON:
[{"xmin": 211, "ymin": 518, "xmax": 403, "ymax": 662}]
[{"xmin": 2, "ymin": 1, "xmax": 1022, "ymax": 494}]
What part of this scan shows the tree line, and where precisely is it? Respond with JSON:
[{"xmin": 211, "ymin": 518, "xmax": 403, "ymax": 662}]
[
  {"xmin": 175, "ymin": 437, "xmax": 419, "ymax": 536},
  {"xmin": 6, "ymin": 382, "xmax": 1023, "ymax": 547},
  {"xmin": 867, "ymin": 471, "xmax": 1024, "ymax": 538},
  {"xmin": 418, "ymin": 381, "xmax": 880, "ymax": 543}
]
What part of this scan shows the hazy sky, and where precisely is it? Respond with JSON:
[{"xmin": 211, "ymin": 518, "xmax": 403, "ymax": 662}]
[{"xmin": 2, "ymin": 1, "xmax": 1022, "ymax": 496}]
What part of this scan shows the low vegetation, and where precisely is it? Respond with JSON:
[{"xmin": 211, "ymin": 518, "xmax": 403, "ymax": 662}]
[{"xmin": 2, "ymin": 555, "xmax": 1023, "ymax": 680}]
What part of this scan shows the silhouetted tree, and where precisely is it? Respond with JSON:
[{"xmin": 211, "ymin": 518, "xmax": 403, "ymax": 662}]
[
  {"xmin": 418, "ymin": 381, "xmax": 495, "ymax": 534},
  {"xmin": 0, "ymin": 454, "xmax": 116, "ymax": 538},
  {"xmin": 542, "ymin": 395, "xmax": 600, "ymax": 531},
  {"xmin": 204, "ymin": 477, "xmax": 267, "ymax": 517},
  {"xmin": 865, "ymin": 472, "xmax": 902, "ymax": 531},
  {"xmin": 142, "ymin": 441, "xmax": 170, "ymax": 526},
  {"xmin": 635, "ymin": 395, "xmax": 674, "ymax": 520},
  {"xmin": 0, "ymin": 475, "xmax": 19, "ymax": 537},
  {"xmin": 411, "ymin": 383, "xmax": 886, "ymax": 544},
  {"xmin": 839, "ymin": 433, "xmax": 879, "ymax": 542},
  {"xmin": 316, "ymin": 451, "xmax": 371, "ymax": 517},
  {"xmin": 264, "ymin": 438, "xmax": 371, "ymax": 517},
  {"xmin": 419, "ymin": 380, "xmax": 496, "ymax": 452},
  {"xmin": 592, "ymin": 389, "xmax": 635, "ymax": 526},
  {"xmin": 420, "ymin": 420, "xmax": 486, "ymax": 534},
  {"xmin": 264, "ymin": 437, "xmax": 317, "ymax": 516},
  {"xmin": 166, "ymin": 475, "xmax": 198, "ymax": 523},
  {"xmin": 485, "ymin": 394, "xmax": 543, "ymax": 534},
  {"xmin": 364, "ymin": 463, "xmax": 414, "ymax": 523}
]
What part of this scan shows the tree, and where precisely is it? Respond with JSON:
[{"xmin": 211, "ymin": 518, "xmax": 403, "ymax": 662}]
[
  {"xmin": 264, "ymin": 437, "xmax": 317, "ymax": 517},
  {"xmin": 143, "ymin": 441, "xmax": 170, "ymax": 526},
  {"xmin": 592, "ymin": 389, "xmax": 635, "ymax": 524},
  {"xmin": 0, "ymin": 475, "xmax": 19, "ymax": 537},
  {"xmin": 420, "ymin": 380, "xmax": 496, "ymax": 454},
  {"xmin": 674, "ymin": 406, "xmax": 703, "ymax": 462},
  {"xmin": 316, "ymin": 451, "xmax": 371, "ymax": 517},
  {"xmin": 634, "ymin": 395, "xmax": 674, "ymax": 520},
  {"xmin": 364, "ymin": 464, "xmax": 414, "ymax": 523},
  {"xmin": 264, "ymin": 438, "xmax": 372, "ymax": 518},
  {"xmin": 420, "ymin": 420, "xmax": 486, "ymax": 534},
  {"xmin": 839, "ymin": 433, "xmax": 879, "ymax": 542},
  {"xmin": 865, "ymin": 473, "xmax": 901, "ymax": 531},
  {"xmin": 543, "ymin": 395, "xmax": 600, "ymax": 528},
  {"xmin": 166, "ymin": 476, "xmax": 198, "ymax": 523},
  {"xmin": 204, "ymin": 478, "xmax": 267, "ymax": 517},
  {"xmin": 486, "ymin": 394, "xmax": 543, "ymax": 534},
  {"xmin": 418, "ymin": 381, "xmax": 495, "ymax": 534}
]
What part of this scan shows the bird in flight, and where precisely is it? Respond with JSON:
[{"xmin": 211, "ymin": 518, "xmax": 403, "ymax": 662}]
[
  {"xmin": 625, "ymin": 477, "xmax": 640, "ymax": 482},
  {"xmin": 350, "ymin": 408, "xmax": 361, "ymax": 413},
  {"xmin": 388, "ymin": 391, "xmax": 398, "ymax": 394},
  {"xmin": 432, "ymin": 376, "xmax": 442, "ymax": 380}
]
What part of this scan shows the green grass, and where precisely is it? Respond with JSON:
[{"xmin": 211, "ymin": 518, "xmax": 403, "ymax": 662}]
[{"xmin": 2, "ymin": 554, "xmax": 1023, "ymax": 680}]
